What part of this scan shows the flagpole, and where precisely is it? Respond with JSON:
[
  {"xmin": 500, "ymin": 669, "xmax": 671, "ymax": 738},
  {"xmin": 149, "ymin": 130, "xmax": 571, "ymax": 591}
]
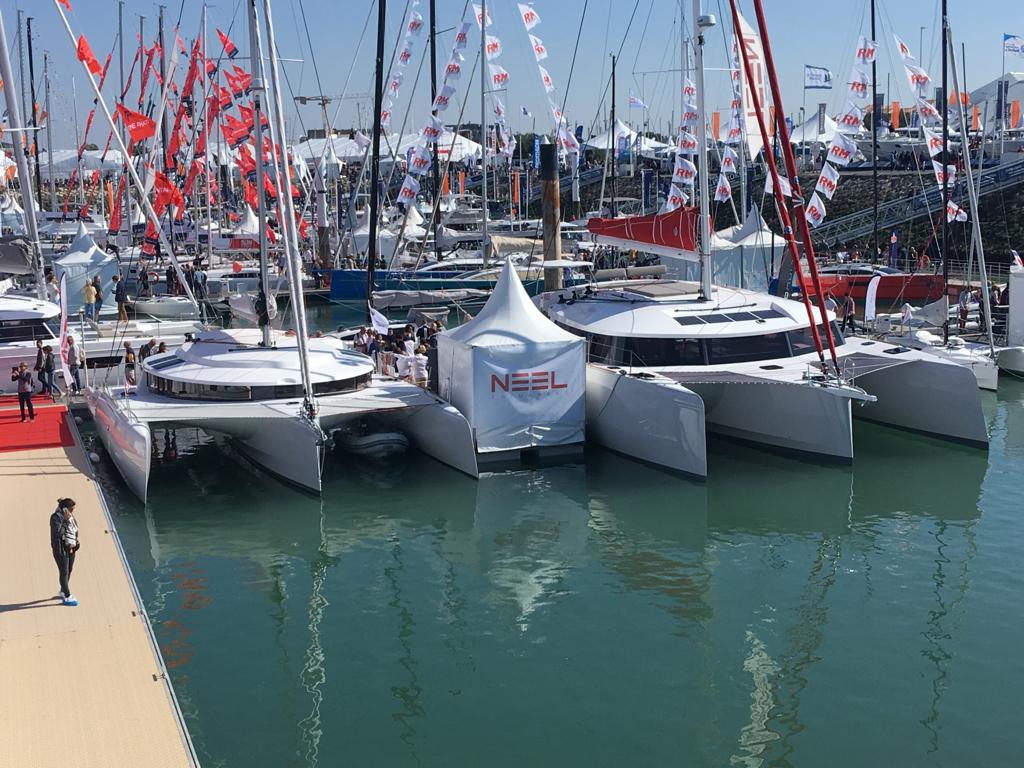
[
  {"xmin": 480, "ymin": 0, "xmax": 489, "ymax": 265},
  {"xmin": 801, "ymin": 71, "xmax": 806, "ymax": 167},
  {"xmin": 870, "ymin": 0, "xmax": 878, "ymax": 263},
  {"xmin": 941, "ymin": 0, "xmax": 950, "ymax": 343},
  {"xmin": 1000, "ymin": 36, "xmax": 1006, "ymax": 156}
]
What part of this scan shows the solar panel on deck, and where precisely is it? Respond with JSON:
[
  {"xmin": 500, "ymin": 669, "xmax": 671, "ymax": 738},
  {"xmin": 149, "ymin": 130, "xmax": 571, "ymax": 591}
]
[{"xmin": 674, "ymin": 316, "xmax": 705, "ymax": 326}]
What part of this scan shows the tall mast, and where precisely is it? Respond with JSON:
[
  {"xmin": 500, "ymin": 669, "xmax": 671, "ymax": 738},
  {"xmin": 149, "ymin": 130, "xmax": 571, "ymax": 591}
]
[
  {"xmin": 941, "ymin": 0, "xmax": 950, "ymax": 342},
  {"xmin": 429, "ymin": 0, "xmax": 441, "ymax": 262},
  {"xmin": 158, "ymin": 5, "xmax": 170, "ymax": 167},
  {"xmin": 203, "ymin": 4, "xmax": 213, "ymax": 268},
  {"xmin": 71, "ymin": 78, "xmax": 86, "ymax": 208},
  {"xmin": 610, "ymin": 54, "xmax": 617, "ymax": 217},
  {"xmin": 0, "ymin": 10, "xmax": 46, "ymax": 299},
  {"xmin": 366, "ymin": 0, "xmax": 386, "ymax": 317},
  {"xmin": 26, "ymin": 17, "xmax": 43, "ymax": 211},
  {"xmin": 17, "ymin": 11, "xmax": 27, "ymax": 145},
  {"xmin": 262, "ymin": 0, "xmax": 316, "ymax": 416},
  {"xmin": 692, "ymin": 0, "xmax": 712, "ymax": 300},
  {"xmin": 480, "ymin": 0, "xmax": 489, "ymax": 264},
  {"xmin": 870, "ymin": 0, "xmax": 878, "ymax": 261},
  {"xmin": 43, "ymin": 54, "xmax": 56, "ymax": 211},
  {"xmin": 118, "ymin": 1, "xmax": 130, "ymax": 239},
  {"xmin": 247, "ymin": 0, "xmax": 274, "ymax": 348}
]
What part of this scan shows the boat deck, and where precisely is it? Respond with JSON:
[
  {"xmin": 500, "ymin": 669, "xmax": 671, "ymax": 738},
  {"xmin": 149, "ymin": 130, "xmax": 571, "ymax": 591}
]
[{"xmin": 0, "ymin": 400, "xmax": 197, "ymax": 768}]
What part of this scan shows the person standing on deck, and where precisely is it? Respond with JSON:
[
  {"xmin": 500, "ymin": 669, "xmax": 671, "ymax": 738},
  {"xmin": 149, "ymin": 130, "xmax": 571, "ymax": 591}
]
[
  {"xmin": 123, "ymin": 342, "xmax": 137, "ymax": 388},
  {"xmin": 50, "ymin": 498, "xmax": 80, "ymax": 606},
  {"xmin": 841, "ymin": 293, "xmax": 857, "ymax": 333},
  {"xmin": 11, "ymin": 361, "xmax": 34, "ymax": 421},
  {"xmin": 33, "ymin": 339, "xmax": 45, "ymax": 393},
  {"xmin": 83, "ymin": 279, "xmax": 96, "ymax": 319},
  {"xmin": 92, "ymin": 276, "xmax": 104, "ymax": 316},
  {"xmin": 113, "ymin": 275, "xmax": 129, "ymax": 323},
  {"xmin": 958, "ymin": 288, "xmax": 971, "ymax": 330},
  {"xmin": 66, "ymin": 337, "xmax": 82, "ymax": 394},
  {"xmin": 42, "ymin": 345, "xmax": 60, "ymax": 399}
]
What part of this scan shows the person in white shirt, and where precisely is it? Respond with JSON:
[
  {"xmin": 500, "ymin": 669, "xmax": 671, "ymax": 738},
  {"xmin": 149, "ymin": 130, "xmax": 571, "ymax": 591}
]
[{"xmin": 823, "ymin": 293, "xmax": 838, "ymax": 314}]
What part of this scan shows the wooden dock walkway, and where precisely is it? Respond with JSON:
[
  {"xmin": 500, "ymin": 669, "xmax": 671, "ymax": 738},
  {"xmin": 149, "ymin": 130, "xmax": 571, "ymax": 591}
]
[{"xmin": 0, "ymin": 398, "xmax": 198, "ymax": 768}]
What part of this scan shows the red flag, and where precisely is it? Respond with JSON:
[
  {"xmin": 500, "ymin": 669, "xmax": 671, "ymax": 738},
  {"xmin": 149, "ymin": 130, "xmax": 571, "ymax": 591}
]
[
  {"xmin": 58, "ymin": 0, "xmax": 72, "ymax": 10},
  {"xmin": 108, "ymin": 174, "xmax": 126, "ymax": 237},
  {"xmin": 266, "ymin": 226, "xmax": 277, "ymax": 244},
  {"xmin": 217, "ymin": 28, "xmax": 239, "ymax": 59},
  {"xmin": 115, "ymin": 103, "xmax": 157, "ymax": 143},
  {"xmin": 243, "ymin": 181, "xmax": 258, "ymax": 210},
  {"xmin": 152, "ymin": 172, "xmax": 185, "ymax": 219},
  {"xmin": 77, "ymin": 35, "xmax": 103, "ymax": 76},
  {"xmin": 263, "ymin": 173, "xmax": 277, "ymax": 198}
]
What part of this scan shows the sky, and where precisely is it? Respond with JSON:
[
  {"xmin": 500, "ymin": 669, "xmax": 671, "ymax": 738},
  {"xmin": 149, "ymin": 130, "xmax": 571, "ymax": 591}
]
[{"xmin": 4, "ymin": 0, "xmax": 1024, "ymax": 149}]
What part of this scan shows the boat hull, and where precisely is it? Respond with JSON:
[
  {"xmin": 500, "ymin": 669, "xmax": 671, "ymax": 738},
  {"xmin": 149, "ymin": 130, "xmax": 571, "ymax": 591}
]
[
  {"xmin": 84, "ymin": 387, "xmax": 152, "ymax": 502},
  {"xmin": 584, "ymin": 364, "xmax": 707, "ymax": 477},
  {"xmin": 818, "ymin": 273, "xmax": 946, "ymax": 303},
  {"xmin": 996, "ymin": 346, "xmax": 1024, "ymax": 376}
]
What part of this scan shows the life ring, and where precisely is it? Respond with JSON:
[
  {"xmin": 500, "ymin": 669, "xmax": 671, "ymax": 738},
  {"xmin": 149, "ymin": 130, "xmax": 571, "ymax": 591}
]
[{"xmin": 147, "ymin": 270, "xmax": 161, "ymax": 282}]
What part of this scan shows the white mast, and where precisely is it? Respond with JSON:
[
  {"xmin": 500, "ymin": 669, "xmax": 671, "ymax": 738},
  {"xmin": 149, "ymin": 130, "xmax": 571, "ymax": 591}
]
[
  {"xmin": 692, "ymin": 0, "xmax": 714, "ymax": 300},
  {"xmin": 43, "ymin": 53, "xmax": 56, "ymax": 212},
  {"xmin": 480, "ymin": 0, "xmax": 489, "ymax": 264},
  {"xmin": 0, "ymin": 10, "xmax": 45, "ymax": 299}
]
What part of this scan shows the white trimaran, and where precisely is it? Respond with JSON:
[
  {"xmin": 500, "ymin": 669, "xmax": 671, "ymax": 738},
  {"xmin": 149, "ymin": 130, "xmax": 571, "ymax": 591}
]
[
  {"xmin": 82, "ymin": 0, "xmax": 478, "ymax": 501},
  {"xmin": 536, "ymin": 0, "xmax": 987, "ymax": 478}
]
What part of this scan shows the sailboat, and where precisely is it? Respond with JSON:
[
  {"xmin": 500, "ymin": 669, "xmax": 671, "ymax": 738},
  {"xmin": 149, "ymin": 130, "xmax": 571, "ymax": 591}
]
[
  {"xmin": 535, "ymin": 1, "xmax": 987, "ymax": 475},
  {"xmin": 85, "ymin": 0, "xmax": 478, "ymax": 501}
]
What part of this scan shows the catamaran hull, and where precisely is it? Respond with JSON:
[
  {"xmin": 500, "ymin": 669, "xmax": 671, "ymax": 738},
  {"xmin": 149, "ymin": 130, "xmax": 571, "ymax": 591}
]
[
  {"xmin": 687, "ymin": 379, "xmax": 856, "ymax": 462},
  {"xmin": 584, "ymin": 364, "xmax": 707, "ymax": 477},
  {"xmin": 850, "ymin": 355, "xmax": 989, "ymax": 447},
  {"xmin": 996, "ymin": 346, "xmax": 1024, "ymax": 376},
  {"xmin": 84, "ymin": 387, "xmax": 152, "ymax": 503}
]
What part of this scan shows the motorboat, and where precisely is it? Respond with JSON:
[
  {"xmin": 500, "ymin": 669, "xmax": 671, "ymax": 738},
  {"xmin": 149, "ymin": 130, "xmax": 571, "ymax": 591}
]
[
  {"xmin": 0, "ymin": 293, "xmax": 204, "ymax": 393},
  {"xmin": 783, "ymin": 262, "xmax": 945, "ymax": 304},
  {"xmin": 880, "ymin": 325, "xmax": 999, "ymax": 391},
  {"xmin": 333, "ymin": 420, "xmax": 410, "ymax": 459},
  {"xmin": 86, "ymin": 328, "xmax": 479, "ymax": 501},
  {"xmin": 132, "ymin": 295, "xmax": 201, "ymax": 320},
  {"xmin": 537, "ymin": 277, "xmax": 988, "ymax": 473}
]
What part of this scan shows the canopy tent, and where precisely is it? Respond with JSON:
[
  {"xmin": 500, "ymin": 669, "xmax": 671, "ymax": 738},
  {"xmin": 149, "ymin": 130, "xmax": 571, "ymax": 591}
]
[
  {"xmin": 0, "ymin": 194, "xmax": 26, "ymax": 234},
  {"xmin": 666, "ymin": 207, "xmax": 781, "ymax": 291},
  {"xmin": 584, "ymin": 118, "xmax": 670, "ymax": 153},
  {"xmin": 788, "ymin": 113, "xmax": 841, "ymax": 144},
  {"xmin": 38, "ymin": 149, "xmax": 127, "ymax": 178},
  {"xmin": 437, "ymin": 258, "xmax": 585, "ymax": 454},
  {"xmin": 51, "ymin": 223, "xmax": 118, "ymax": 316},
  {"xmin": 396, "ymin": 130, "xmax": 484, "ymax": 165}
]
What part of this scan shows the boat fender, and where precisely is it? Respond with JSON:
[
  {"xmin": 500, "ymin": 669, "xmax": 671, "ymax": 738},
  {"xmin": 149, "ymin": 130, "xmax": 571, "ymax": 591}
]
[{"xmin": 88, "ymin": 451, "xmax": 101, "ymax": 463}]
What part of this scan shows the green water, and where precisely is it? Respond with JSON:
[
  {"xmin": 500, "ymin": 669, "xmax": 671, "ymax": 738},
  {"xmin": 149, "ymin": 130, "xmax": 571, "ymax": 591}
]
[{"xmin": 90, "ymin": 373, "xmax": 1024, "ymax": 768}]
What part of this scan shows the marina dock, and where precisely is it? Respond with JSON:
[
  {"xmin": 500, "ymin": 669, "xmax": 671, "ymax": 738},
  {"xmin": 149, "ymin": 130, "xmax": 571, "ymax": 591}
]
[{"xmin": 0, "ymin": 397, "xmax": 197, "ymax": 768}]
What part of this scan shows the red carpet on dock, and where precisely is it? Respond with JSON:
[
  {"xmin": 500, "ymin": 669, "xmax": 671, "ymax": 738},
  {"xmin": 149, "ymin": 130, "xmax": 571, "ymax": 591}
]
[{"xmin": 0, "ymin": 402, "xmax": 74, "ymax": 452}]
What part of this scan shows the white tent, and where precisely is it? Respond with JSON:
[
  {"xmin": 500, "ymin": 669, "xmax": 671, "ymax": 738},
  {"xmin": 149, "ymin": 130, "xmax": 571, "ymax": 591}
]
[
  {"xmin": 584, "ymin": 118, "xmax": 669, "ymax": 153},
  {"xmin": 230, "ymin": 206, "xmax": 261, "ymax": 236},
  {"xmin": 788, "ymin": 113, "xmax": 841, "ymax": 144},
  {"xmin": 667, "ymin": 207, "xmax": 781, "ymax": 291},
  {"xmin": 52, "ymin": 222, "xmax": 118, "ymax": 315},
  {"xmin": 437, "ymin": 258, "xmax": 585, "ymax": 454},
  {"xmin": 0, "ymin": 193, "xmax": 26, "ymax": 234},
  {"xmin": 398, "ymin": 130, "xmax": 483, "ymax": 165},
  {"xmin": 38, "ymin": 149, "xmax": 126, "ymax": 178},
  {"xmin": 969, "ymin": 71, "xmax": 1024, "ymax": 132}
]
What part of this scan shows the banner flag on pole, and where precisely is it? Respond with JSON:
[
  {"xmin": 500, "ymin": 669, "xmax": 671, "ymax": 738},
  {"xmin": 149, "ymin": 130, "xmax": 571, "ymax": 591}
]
[{"xmin": 804, "ymin": 65, "xmax": 833, "ymax": 89}]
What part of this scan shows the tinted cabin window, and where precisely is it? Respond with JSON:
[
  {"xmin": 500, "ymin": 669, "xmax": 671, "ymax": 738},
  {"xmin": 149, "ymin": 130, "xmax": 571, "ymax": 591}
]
[
  {"xmin": 787, "ymin": 322, "xmax": 845, "ymax": 356},
  {"xmin": 706, "ymin": 333, "xmax": 789, "ymax": 364}
]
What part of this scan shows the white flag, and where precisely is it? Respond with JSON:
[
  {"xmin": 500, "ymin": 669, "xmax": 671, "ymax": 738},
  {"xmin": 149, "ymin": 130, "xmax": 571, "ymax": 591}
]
[
  {"xmin": 946, "ymin": 200, "xmax": 968, "ymax": 222},
  {"xmin": 432, "ymin": 84, "xmax": 456, "ymax": 112},
  {"xmin": 444, "ymin": 52, "xmax": 464, "ymax": 80},
  {"xmin": 454, "ymin": 21, "xmax": 472, "ymax": 49},
  {"xmin": 826, "ymin": 130, "xmax": 858, "ymax": 166},
  {"xmin": 493, "ymin": 97, "xmax": 506, "ymax": 121},
  {"xmin": 723, "ymin": 115, "xmax": 743, "ymax": 145},
  {"xmin": 683, "ymin": 77, "xmax": 696, "ymax": 99},
  {"xmin": 518, "ymin": 3, "xmax": 541, "ymax": 30},
  {"xmin": 1005, "ymin": 34, "xmax": 1024, "ymax": 58},
  {"xmin": 398, "ymin": 174, "xmax": 420, "ymax": 203},
  {"xmin": 734, "ymin": 10, "xmax": 767, "ymax": 162},
  {"xmin": 714, "ymin": 173, "xmax": 732, "ymax": 202},
  {"xmin": 681, "ymin": 102, "xmax": 700, "ymax": 126},
  {"xmin": 805, "ymin": 193, "xmax": 827, "ymax": 227},
  {"xmin": 529, "ymin": 34, "xmax": 548, "ymax": 61},
  {"xmin": 557, "ymin": 124, "xmax": 579, "ymax": 153},
  {"xmin": 406, "ymin": 11, "xmax": 424, "ymax": 37},
  {"xmin": 673, "ymin": 157, "xmax": 697, "ymax": 186},
  {"xmin": 369, "ymin": 304, "xmax": 390, "ymax": 334},
  {"xmin": 662, "ymin": 183, "xmax": 689, "ymax": 212},
  {"xmin": 485, "ymin": 35, "xmax": 503, "ymax": 61},
  {"xmin": 917, "ymin": 97, "xmax": 941, "ymax": 125},
  {"xmin": 893, "ymin": 33, "xmax": 914, "ymax": 61},
  {"xmin": 932, "ymin": 159, "xmax": 956, "ymax": 188},
  {"xmin": 848, "ymin": 68, "xmax": 870, "ymax": 100},
  {"xmin": 804, "ymin": 65, "xmax": 833, "ymax": 89},
  {"xmin": 677, "ymin": 131, "xmax": 699, "ymax": 155},
  {"xmin": 721, "ymin": 146, "xmax": 739, "ymax": 173},
  {"xmin": 815, "ymin": 162, "xmax": 840, "ymax": 200},
  {"xmin": 422, "ymin": 115, "xmax": 444, "ymax": 143},
  {"xmin": 489, "ymin": 63, "xmax": 511, "ymax": 88},
  {"xmin": 380, "ymin": 99, "xmax": 393, "ymax": 127},
  {"xmin": 922, "ymin": 126, "xmax": 943, "ymax": 157},
  {"xmin": 408, "ymin": 144, "xmax": 433, "ymax": 175},
  {"xmin": 855, "ymin": 36, "xmax": 877, "ymax": 65},
  {"xmin": 905, "ymin": 63, "xmax": 931, "ymax": 93},
  {"xmin": 538, "ymin": 65, "xmax": 555, "ymax": 93},
  {"xmin": 765, "ymin": 172, "xmax": 792, "ymax": 198},
  {"xmin": 354, "ymin": 131, "xmax": 371, "ymax": 149},
  {"xmin": 473, "ymin": 3, "xmax": 492, "ymax": 28},
  {"xmin": 837, "ymin": 102, "xmax": 865, "ymax": 133},
  {"xmin": 550, "ymin": 102, "xmax": 564, "ymax": 124}
]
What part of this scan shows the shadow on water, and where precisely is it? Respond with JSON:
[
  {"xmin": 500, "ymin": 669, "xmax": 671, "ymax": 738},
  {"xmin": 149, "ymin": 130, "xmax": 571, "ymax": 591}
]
[{"xmin": 88, "ymin": 402, "xmax": 997, "ymax": 767}]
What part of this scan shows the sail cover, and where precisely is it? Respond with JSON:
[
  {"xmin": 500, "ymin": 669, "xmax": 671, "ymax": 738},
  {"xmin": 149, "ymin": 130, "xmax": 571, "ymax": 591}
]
[
  {"xmin": 587, "ymin": 207, "xmax": 699, "ymax": 259},
  {"xmin": 0, "ymin": 236, "xmax": 33, "ymax": 275}
]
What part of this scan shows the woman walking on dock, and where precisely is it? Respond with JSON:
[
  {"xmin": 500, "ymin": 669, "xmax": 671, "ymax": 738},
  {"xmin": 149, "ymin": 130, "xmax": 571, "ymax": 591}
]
[
  {"xmin": 50, "ymin": 498, "xmax": 80, "ymax": 606},
  {"xmin": 11, "ymin": 361, "xmax": 34, "ymax": 421}
]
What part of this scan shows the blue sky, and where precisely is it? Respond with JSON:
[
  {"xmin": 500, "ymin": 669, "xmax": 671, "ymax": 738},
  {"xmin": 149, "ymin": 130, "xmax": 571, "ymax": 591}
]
[{"xmin": 6, "ymin": 0, "xmax": 1024, "ymax": 148}]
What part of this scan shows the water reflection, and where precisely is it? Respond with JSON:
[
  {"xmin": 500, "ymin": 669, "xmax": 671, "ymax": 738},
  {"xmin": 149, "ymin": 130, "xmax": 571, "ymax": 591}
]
[{"xmin": 90, "ymin": 395, "xmax": 999, "ymax": 767}]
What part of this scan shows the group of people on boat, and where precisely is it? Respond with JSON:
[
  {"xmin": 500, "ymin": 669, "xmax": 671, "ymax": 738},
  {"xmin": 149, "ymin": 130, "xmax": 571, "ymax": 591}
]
[{"xmin": 349, "ymin": 321, "xmax": 443, "ymax": 385}]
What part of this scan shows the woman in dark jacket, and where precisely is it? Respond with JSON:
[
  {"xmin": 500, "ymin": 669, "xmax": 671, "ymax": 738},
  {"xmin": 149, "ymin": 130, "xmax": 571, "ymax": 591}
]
[{"xmin": 50, "ymin": 498, "xmax": 80, "ymax": 605}]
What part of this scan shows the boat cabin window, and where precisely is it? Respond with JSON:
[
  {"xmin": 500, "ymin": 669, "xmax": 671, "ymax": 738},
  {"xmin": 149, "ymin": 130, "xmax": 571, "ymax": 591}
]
[
  {"xmin": 787, "ymin": 322, "xmax": 845, "ymax": 356},
  {"xmin": 706, "ymin": 333, "xmax": 790, "ymax": 364},
  {"xmin": 0, "ymin": 319, "xmax": 57, "ymax": 342},
  {"xmin": 145, "ymin": 370, "xmax": 372, "ymax": 401}
]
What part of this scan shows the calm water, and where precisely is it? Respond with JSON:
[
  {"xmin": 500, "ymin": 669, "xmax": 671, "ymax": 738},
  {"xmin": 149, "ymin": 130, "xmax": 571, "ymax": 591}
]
[{"xmin": 91, "ymin": 371, "xmax": 1024, "ymax": 768}]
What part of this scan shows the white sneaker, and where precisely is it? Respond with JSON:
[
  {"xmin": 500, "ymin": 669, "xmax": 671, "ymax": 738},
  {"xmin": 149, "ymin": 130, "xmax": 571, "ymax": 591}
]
[{"xmin": 63, "ymin": 594, "xmax": 79, "ymax": 606}]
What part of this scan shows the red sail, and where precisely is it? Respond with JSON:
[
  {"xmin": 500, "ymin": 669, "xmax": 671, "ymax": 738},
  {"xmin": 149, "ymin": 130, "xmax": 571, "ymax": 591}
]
[{"xmin": 586, "ymin": 207, "xmax": 699, "ymax": 255}]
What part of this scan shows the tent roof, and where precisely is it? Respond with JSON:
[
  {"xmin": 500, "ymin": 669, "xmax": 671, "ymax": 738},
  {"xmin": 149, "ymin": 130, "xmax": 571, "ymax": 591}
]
[
  {"xmin": 789, "ymin": 113, "xmax": 841, "ymax": 144},
  {"xmin": 446, "ymin": 258, "xmax": 581, "ymax": 347},
  {"xmin": 54, "ymin": 223, "xmax": 113, "ymax": 266},
  {"xmin": 584, "ymin": 118, "xmax": 669, "ymax": 151},
  {"xmin": 230, "ymin": 206, "xmax": 261, "ymax": 236}
]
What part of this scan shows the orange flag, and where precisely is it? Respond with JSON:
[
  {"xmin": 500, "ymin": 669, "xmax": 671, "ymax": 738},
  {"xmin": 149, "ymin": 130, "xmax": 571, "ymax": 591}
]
[
  {"xmin": 58, "ymin": 0, "xmax": 72, "ymax": 9},
  {"xmin": 77, "ymin": 35, "xmax": 102, "ymax": 76}
]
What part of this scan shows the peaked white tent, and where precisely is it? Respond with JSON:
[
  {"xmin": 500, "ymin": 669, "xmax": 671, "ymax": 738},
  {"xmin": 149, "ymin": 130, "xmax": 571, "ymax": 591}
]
[
  {"xmin": 437, "ymin": 258, "xmax": 585, "ymax": 455},
  {"xmin": 666, "ymin": 207, "xmax": 781, "ymax": 291},
  {"xmin": 585, "ymin": 118, "xmax": 669, "ymax": 153},
  {"xmin": 52, "ymin": 222, "xmax": 118, "ymax": 315},
  {"xmin": 789, "ymin": 112, "xmax": 842, "ymax": 144}
]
